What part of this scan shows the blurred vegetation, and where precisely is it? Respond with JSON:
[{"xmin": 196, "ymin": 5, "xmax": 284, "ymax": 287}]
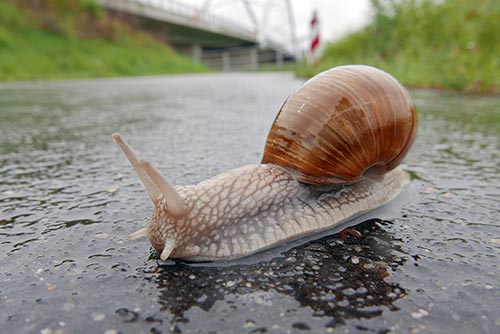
[
  {"xmin": 0, "ymin": 0, "xmax": 208, "ymax": 81},
  {"xmin": 298, "ymin": 0, "xmax": 499, "ymax": 94}
]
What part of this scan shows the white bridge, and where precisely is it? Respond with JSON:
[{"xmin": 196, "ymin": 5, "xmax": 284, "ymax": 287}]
[{"xmin": 97, "ymin": 0, "xmax": 299, "ymax": 70}]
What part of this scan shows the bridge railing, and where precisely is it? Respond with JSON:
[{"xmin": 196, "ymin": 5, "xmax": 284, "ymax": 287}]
[
  {"xmin": 104, "ymin": 0, "xmax": 257, "ymax": 40},
  {"xmin": 200, "ymin": 46, "xmax": 295, "ymax": 71},
  {"xmin": 144, "ymin": 0, "xmax": 258, "ymax": 38}
]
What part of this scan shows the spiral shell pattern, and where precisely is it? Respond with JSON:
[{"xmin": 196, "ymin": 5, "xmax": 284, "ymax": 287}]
[{"xmin": 262, "ymin": 65, "xmax": 417, "ymax": 185}]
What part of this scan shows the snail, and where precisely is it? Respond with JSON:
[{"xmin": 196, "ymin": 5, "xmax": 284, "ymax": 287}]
[{"xmin": 112, "ymin": 65, "xmax": 417, "ymax": 262}]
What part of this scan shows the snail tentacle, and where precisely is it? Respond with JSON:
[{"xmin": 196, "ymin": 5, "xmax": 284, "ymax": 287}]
[
  {"xmin": 112, "ymin": 133, "xmax": 160, "ymax": 203},
  {"xmin": 160, "ymin": 237, "xmax": 176, "ymax": 260},
  {"xmin": 139, "ymin": 161, "xmax": 187, "ymax": 217},
  {"xmin": 128, "ymin": 227, "xmax": 148, "ymax": 241},
  {"xmin": 112, "ymin": 133, "xmax": 187, "ymax": 217}
]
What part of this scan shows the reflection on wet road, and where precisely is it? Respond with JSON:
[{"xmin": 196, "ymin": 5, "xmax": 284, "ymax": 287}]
[
  {"xmin": 151, "ymin": 220, "xmax": 406, "ymax": 332},
  {"xmin": 0, "ymin": 74, "xmax": 499, "ymax": 333}
]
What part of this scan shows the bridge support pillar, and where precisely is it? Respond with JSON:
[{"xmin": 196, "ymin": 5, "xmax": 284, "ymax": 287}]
[
  {"xmin": 276, "ymin": 50, "xmax": 284, "ymax": 67},
  {"xmin": 191, "ymin": 43, "xmax": 202, "ymax": 63},
  {"xmin": 222, "ymin": 51, "xmax": 230, "ymax": 72},
  {"xmin": 250, "ymin": 47, "xmax": 258, "ymax": 70}
]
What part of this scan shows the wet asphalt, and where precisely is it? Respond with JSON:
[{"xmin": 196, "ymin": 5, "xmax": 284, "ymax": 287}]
[{"xmin": 0, "ymin": 73, "xmax": 499, "ymax": 333}]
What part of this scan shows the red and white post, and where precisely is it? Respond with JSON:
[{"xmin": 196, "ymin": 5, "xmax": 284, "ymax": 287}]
[{"xmin": 309, "ymin": 10, "xmax": 321, "ymax": 65}]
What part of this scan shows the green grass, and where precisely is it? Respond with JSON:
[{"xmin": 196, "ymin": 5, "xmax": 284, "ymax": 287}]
[
  {"xmin": 298, "ymin": 0, "xmax": 499, "ymax": 93},
  {"xmin": 0, "ymin": 1, "xmax": 208, "ymax": 81}
]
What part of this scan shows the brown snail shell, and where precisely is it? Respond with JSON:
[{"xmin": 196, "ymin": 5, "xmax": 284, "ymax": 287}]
[{"xmin": 262, "ymin": 65, "xmax": 417, "ymax": 185}]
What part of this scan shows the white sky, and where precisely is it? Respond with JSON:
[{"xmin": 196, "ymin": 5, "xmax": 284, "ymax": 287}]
[{"xmin": 179, "ymin": 0, "xmax": 373, "ymax": 50}]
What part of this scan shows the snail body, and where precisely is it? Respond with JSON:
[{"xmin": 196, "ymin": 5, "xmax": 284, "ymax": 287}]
[{"xmin": 113, "ymin": 65, "xmax": 417, "ymax": 262}]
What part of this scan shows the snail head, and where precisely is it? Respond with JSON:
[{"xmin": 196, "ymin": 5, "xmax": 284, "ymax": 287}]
[{"xmin": 112, "ymin": 133, "xmax": 186, "ymax": 260}]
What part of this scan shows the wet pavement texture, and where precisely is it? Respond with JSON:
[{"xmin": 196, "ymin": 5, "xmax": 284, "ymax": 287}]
[{"xmin": 0, "ymin": 73, "xmax": 499, "ymax": 334}]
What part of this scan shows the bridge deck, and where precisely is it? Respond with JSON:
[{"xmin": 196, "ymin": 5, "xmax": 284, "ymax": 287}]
[{"xmin": 98, "ymin": 0, "xmax": 258, "ymax": 48}]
